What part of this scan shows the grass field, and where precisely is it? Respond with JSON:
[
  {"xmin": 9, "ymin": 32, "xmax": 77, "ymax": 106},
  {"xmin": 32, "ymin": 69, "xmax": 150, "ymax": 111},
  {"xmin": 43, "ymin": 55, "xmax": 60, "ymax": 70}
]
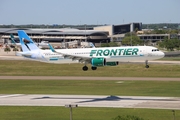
[
  {"xmin": 1, "ymin": 60, "xmax": 180, "ymax": 77},
  {"xmin": 0, "ymin": 80, "xmax": 180, "ymax": 97},
  {"xmin": 160, "ymin": 57, "xmax": 180, "ymax": 61},
  {"xmin": 0, "ymin": 79, "xmax": 180, "ymax": 120},
  {"xmin": 0, "ymin": 60, "xmax": 180, "ymax": 120},
  {"xmin": 0, "ymin": 106, "xmax": 179, "ymax": 120}
]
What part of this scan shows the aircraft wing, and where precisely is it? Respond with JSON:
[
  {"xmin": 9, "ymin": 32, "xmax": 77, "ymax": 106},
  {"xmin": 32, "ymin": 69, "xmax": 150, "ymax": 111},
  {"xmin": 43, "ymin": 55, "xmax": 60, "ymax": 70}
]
[
  {"xmin": 63, "ymin": 53, "xmax": 91, "ymax": 63},
  {"xmin": 48, "ymin": 44, "xmax": 91, "ymax": 63}
]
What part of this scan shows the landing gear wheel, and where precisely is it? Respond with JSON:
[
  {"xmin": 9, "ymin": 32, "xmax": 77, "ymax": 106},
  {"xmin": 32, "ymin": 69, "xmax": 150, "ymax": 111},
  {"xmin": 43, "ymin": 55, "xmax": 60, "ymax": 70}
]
[
  {"xmin": 82, "ymin": 66, "xmax": 88, "ymax": 71},
  {"xmin": 91, "ymin": 66, "xmax": 97, "ymax": 70},
  {"xmin": 145, "ymin": 65, "xmax": 149, "ymax": 68},
  {"xmin": 145, "ymin": 60, "xmax": 149, "ymax": 68}
]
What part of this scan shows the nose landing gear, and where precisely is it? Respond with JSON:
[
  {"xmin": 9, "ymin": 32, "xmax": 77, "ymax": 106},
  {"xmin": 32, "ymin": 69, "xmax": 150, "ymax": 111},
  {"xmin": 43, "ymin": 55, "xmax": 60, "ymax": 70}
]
[{"xmin": 145, "ymin": 60, "xmax": 149, "ymax": 68}]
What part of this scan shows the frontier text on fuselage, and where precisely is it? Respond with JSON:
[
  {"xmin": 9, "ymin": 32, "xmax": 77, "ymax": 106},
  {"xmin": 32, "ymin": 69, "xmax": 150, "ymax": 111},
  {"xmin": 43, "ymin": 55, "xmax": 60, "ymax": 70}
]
[{"xmin": 90, "ymin": 48, "xmax": 139, "ymax": 57}]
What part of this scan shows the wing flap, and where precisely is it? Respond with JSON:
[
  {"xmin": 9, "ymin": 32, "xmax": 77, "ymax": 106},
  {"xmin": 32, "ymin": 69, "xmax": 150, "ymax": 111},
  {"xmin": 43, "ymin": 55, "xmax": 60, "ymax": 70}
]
[
  {"xmin": 62, "ymin": 53, "xmax": 91, "ymax": 63},
  {"xmin": 48, "ymin": 43, "xmax": 91, "ymax": 63}
]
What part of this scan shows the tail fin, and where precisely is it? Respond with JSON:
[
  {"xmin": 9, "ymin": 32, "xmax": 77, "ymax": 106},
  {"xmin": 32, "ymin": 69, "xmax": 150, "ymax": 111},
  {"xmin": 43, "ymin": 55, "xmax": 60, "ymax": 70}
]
[
  {"xmin": 10, "ymin": 34, "xmax": 16, "ymax": 44},
  {"xmin": 48, "ymin": 43, "xmax": 56, "ymax": 52},
  {"xmin": 89, "ymin": 42, "xmax": 95, "ymax": 48},
  {"xmin": 18, "ymin": 30, "xmax": 39, "ymax": 52}
]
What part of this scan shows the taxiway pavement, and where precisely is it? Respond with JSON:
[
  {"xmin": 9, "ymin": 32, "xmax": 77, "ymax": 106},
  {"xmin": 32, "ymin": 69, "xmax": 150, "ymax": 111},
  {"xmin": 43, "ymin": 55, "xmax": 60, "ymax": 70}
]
[
  {"xmin": 1, "ymin": 76, "xmax": 180, "ymax": 81},
  {"xmin": 0, "ymin": 94, "xmax": 180, "ymax": 110}
]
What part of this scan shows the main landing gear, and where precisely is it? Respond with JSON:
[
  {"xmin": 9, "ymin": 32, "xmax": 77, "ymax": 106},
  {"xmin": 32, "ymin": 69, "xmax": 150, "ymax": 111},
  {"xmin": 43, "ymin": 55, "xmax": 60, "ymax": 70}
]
[
  {"xmin": 82, "ymin": 66, "xmax": 88, "ymax": 71},
  {"xmin": 82, "ymin": 66, "xmax": 97, "ymax": 71},
  {"xmin": 91, "ymin": 66, "xmax": 97, "ymax": 70},
  {"xmin": 145, "ymin": 60, "xmax": 149, "ymax": 68}
]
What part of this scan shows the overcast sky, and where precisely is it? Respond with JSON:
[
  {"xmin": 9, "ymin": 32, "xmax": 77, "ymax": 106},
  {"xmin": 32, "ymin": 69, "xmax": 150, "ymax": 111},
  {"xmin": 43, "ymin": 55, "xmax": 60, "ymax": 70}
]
[{"xmin": 0, "ymin": 0, "xmax": 179, "ymax": 25}]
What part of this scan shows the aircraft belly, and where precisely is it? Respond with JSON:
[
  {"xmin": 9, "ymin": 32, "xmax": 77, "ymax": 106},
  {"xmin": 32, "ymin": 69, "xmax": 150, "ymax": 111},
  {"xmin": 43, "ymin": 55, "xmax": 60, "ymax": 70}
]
[
  {"xmin": 48, "ymin": 58, "xmax": 78, "ymax": 64},
  {"xmin": 106, "ymin": 56, "xmax": 147, "ymax": 62}
]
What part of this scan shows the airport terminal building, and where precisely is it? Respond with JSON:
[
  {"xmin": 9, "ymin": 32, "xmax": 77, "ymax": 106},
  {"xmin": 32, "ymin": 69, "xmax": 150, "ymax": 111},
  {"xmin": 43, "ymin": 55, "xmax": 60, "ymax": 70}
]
[
  {"xmin": 1, "ymin": 22, "xmax": 180, "ymax": 47},
  {"xmin": 0, "ymin": 23, "xmax": 142, "ymax": 46},
  {"xmin": 0, "ymin": 28, "xmax": 109, "ymax": 43}
]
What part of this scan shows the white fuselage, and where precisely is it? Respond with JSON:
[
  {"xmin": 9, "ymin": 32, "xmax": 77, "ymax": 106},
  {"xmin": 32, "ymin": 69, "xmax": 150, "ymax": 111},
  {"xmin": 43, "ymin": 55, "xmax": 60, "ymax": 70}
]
[{"xmin": 22, "ymin": 46, "xmax": 164, "ymax": 63}]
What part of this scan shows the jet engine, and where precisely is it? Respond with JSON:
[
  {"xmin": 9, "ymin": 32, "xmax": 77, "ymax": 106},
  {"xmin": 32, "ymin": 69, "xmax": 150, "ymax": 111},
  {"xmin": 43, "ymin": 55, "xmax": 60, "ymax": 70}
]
[{"xmin": 91, "ymin": 57, "xmax": 106, "ymax": 67}]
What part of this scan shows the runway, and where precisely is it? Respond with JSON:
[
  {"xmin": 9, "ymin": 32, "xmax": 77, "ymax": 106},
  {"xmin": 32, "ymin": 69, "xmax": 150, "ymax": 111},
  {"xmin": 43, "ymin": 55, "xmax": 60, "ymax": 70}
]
[{"xmin": 0, "ymin": 94, "xmax": 180, "ymax": 109}]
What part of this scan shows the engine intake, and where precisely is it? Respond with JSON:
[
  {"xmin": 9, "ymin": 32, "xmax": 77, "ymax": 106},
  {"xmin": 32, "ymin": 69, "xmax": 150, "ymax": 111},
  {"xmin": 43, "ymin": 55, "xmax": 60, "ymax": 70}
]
[{"xmin": 91, "ymin": 58, "xmax": 106, "ymax": 67}]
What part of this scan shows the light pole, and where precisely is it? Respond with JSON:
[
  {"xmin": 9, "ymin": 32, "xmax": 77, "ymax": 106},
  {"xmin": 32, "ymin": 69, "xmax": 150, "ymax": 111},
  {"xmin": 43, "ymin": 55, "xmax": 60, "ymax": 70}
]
[
  {"xmin": 131, "ymin": 31, "xmax": 132, "ymax": 46},
  {"xmin": 172, "ymin": 110, "xmax": 175, "ymax": 120},
  {"xmin": 65, "ymin": 104, "xmax": 78, "ymax": 120},
  {"xmin": 100, "ymin": 40, "xmax": 105, "ymax": 47},
  {"xmin": 63, "ymin": 24, "xmax": 65, "ymax": 48},
  {"xmin": 85, "ymin": 24, "xmax": 87, "ymax": 42}
]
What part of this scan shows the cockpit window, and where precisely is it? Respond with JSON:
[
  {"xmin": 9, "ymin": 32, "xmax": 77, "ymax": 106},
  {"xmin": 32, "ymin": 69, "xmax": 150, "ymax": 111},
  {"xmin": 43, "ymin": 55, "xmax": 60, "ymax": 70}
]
[{"xmin": 152, "ymin": 49, "xmax": 159, "ymax": 52}]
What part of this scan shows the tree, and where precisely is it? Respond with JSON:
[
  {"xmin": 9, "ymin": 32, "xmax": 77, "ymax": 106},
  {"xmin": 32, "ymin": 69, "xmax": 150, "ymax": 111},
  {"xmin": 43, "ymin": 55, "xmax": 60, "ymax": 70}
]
[
  {"xmin": 101, "ymin": 43, "xmax": 110, "ymax": 47},
  {"xmin": 4, "ymin": 46, "xmax": 11, "ymax": 53},
  {"xmin": 159, "ymin": 38, "xmax": 180, "ymax": 51},
  {"xmin": 169, "ymin": 29, "xmax": 179, "ymax": 34},
  {"xmin": 101, "ymin": 42, "xmax": 119, "ymax": 47},
  {"xmin": 152, "ymin": 29, "xmax": 167, "ymax": 34},
  {"xmin": 122, "ymin": 34, "xmax": 143, "ymax": 46},
  {"xmin": 108, "ymin": 42, "xmax": 119, "ymax": 47},
  {"xmin": 13, "ymin": 47, "xmax": 19, "ymax": 51}
]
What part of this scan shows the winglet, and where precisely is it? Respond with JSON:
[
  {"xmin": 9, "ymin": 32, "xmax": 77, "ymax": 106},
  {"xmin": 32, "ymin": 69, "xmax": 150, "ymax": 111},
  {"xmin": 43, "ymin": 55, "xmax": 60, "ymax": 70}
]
[{"xmin": 48, "ymin": 43, "xmax": 56, "ymax": 52}]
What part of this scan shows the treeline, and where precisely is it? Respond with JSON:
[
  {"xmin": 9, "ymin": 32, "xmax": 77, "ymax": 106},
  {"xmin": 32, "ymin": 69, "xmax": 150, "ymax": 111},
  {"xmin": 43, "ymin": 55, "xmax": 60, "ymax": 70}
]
[
  {"xmin": 101, "ymin": 31, "xmax": 180, "ymax": 51},
  {"xmin": 143, "ymin": 29, "xmax": 179, "ymax": 34},
  {"xmin": 1, "ymin": 23, "xmax": 179, "ymax": 29},
  {"xmin": 0, "ymin": 24, "xmax": 99, "ymax": 29},
  {"xmin": 142, "ymin": 23, "xmax": 180, "ymax": 29}
]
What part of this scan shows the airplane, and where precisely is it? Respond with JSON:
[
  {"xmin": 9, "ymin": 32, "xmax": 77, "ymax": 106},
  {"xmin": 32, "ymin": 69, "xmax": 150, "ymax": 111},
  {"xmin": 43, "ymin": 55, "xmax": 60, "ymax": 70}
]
[
  {"xmin": 10, "ymin": 34, "xmax": 49, "ymax": 48},
  {"xmin": 17, "ymin": 30, "xmax": 165, "ymax": 71},
  {"xmin": 89, "ymin": 42, "xmax": 96, "ymax": 48},
  {"xmin": 10, "ymin": 34, "xmax": 21, "ymax": 47}
]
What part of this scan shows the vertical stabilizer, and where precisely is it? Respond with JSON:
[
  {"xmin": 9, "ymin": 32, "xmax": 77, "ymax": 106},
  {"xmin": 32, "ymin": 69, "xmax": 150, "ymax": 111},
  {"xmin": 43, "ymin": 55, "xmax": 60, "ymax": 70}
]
[
  {"xmin": 10, "ymin": 34, "xmax": 16, "ymax": 44},
  {"xmin": 90, "ymin": 42, "xmax": 95, "ymax": 48},
  {"xmin": 18, "ymin": 30, "xmax": 39, "ymax": 52}
]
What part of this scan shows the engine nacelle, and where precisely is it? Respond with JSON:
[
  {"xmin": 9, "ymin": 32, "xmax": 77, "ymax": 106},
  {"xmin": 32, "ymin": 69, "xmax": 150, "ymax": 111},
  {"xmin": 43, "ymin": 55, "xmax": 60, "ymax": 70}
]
[
  {"xmin": 106, "ymin": 61, "xmax": 119, "ymax": 66},
  {"xmin": 91, "ymin": 57, "xmax": 106, "ymax": 67}
]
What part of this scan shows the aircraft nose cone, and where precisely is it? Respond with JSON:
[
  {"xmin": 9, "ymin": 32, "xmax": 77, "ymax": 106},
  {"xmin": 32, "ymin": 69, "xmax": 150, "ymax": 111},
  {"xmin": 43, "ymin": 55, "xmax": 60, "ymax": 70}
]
[{"xmin": 160, "ymin": 52, "xmax": 165, "ymax": 58}]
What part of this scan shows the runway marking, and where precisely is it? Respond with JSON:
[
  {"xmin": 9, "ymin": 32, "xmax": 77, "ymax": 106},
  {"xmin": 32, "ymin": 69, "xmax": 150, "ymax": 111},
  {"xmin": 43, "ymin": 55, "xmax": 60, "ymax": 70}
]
[{"xmin": 0, "ymin": 94, "xmax": 24, "ymax": 98}]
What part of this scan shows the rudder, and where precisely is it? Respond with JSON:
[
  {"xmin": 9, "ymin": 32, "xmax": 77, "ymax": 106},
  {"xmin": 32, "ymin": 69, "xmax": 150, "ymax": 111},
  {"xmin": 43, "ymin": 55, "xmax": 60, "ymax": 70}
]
[
  {"xmin": 10, "ymin": 34, "xmax": 16, "ymax": 44},
  {"xmin": 18, "ymin": 30, "xmax": 39, "ymax": 52}
]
